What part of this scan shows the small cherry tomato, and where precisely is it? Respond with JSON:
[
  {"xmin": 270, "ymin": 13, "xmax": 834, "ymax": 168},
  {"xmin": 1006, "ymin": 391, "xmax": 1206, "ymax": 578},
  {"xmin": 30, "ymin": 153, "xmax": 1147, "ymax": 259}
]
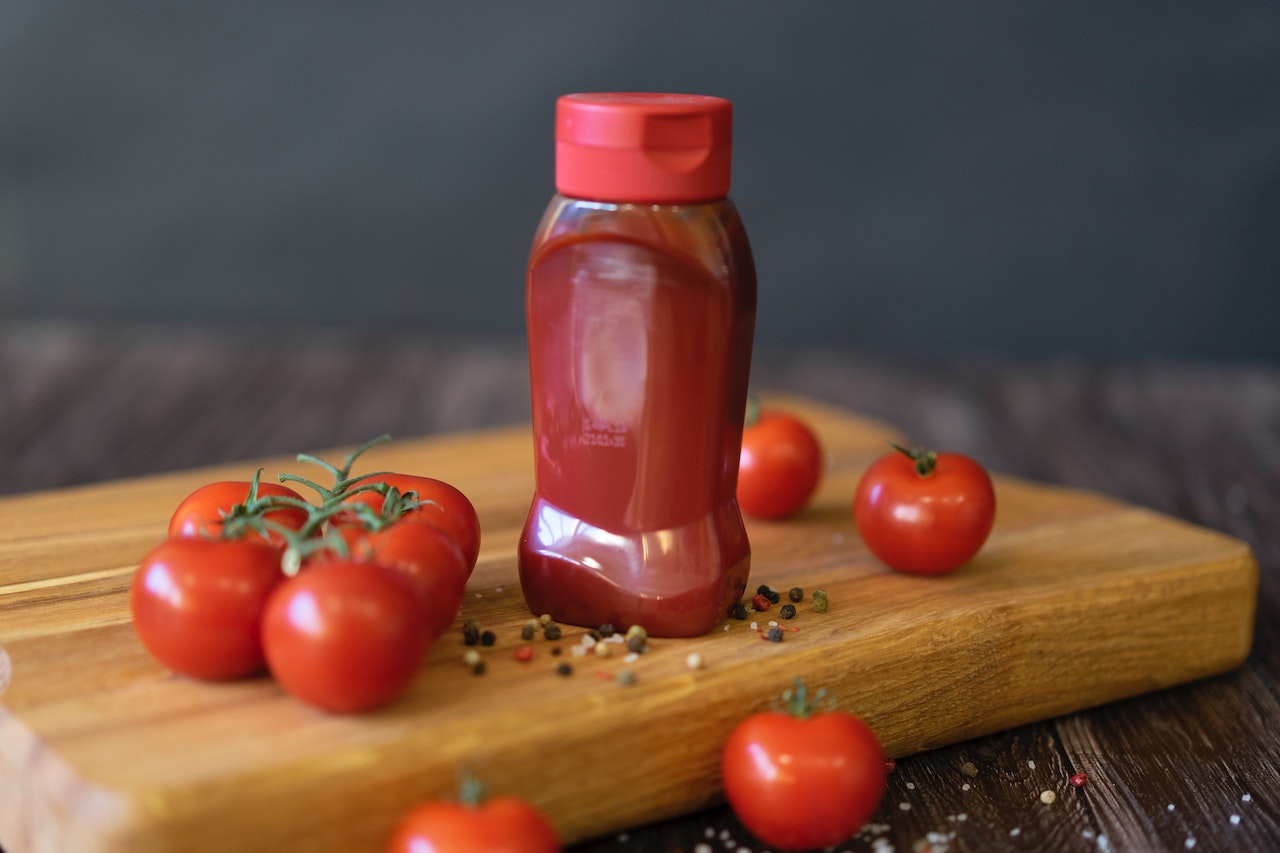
[
  {"xmin": 131, "ymin": 537, "xmax": 284, "ymax": 680},
  {"xmin": 337, "ymin": 520, "xmax": 468, "ymax": 641},
  {"xmin": 261, "ymin": 559, "xmax": 430, "ymax": 713},
  {"xmin": 388, "ymin": 794, "xmax": 560, "ymax": 853},
  {"xmin": 341, "ymin": 474, "xmax": 481, "ymax": 573},
  {"xmin": 853, "ymin": 443, "xmax": 996, "ymax": 575},
  {"xmin": 721, "ymin": 682, "xmax": 886, "ymax": 851},
  {"xmin": 737, "ymin": 407, "xmax": 823, "ymax": 520},
  {"xmin": 168, "ymin": 480, "xmax": 309, "ymax": 547}
]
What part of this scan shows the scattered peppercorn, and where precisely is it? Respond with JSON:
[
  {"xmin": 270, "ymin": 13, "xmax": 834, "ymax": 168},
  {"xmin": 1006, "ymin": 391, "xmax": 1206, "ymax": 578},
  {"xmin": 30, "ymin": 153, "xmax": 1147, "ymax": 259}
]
[
  {"xmin": 755, "ymin": 584, "xmax": 781, "ymax": 604},
  {"xmin": 1070, "ymin": 773, "xmax": 1088, "ymax": 788},
  {"xmin": 960, "ymin": 762, "xmax": 979, "ymax": 778},
  {"xmin": 780, "ymin": 604, "xmax": 797, "ymax": 620},
  {"xmin": 729, "ymin": 602, "xmax": 749, "ymax": 620},
  {"xmin": 463, "ymin": 625, "xmax": 481, "ymax": 645},
  {"xmin": 617, "ymin": 670, "xmax": 637, "ymax": 686},
  {"xmin": 626, "ymin": 634, "xmax": 647, "ymax": 654},
  {"xmin": 521, "ymin": 620, "xmax": 537, "ymax": 640},
  {"xmin": 765, "ymin": 626, "xmax": 784, "ymax": 642},
  {"xmin": 625, "ymin": 624, "xmax": 647, "ymax": 641},
  {"xmin": 463, "ymin": 618, "xmax": 481, "ymax": 632},
  {"xmin": 480, "ymin": 630, "xmax": 496, "ymax": 647},
  {"xmin": 472, "ymin": 661, "xmax": 487, "ymax": 675},
  {"xmin": 587, "ymin": 628, "xmax": 602, "ymax": 641},
  {"xmin": 556, "ymin": 662, "xmax": 573, "ymax": 677},
  {"xmin": 463, "ymin": 650, "xmax": 482, "ymax": 667},
  {"xmin": 551, "ymin": 646, "xmax": 563, "ymax": 656},
  {"xmin": 751, "ymin": 594, "xmax": 772, "ymax": 611},
  {"xmin": 885, "ymin": 757, "xmax": 897, "ymax": 774},
  {"xmin": 539, "ymin": 613, "xmax": 554, "ymax": 626},
  {"xmin": 514, "ymin": 645, "xmax": 534, "ymax": 662},
  {"xmin": 788, "ymin": 586, "xmax": 804, "ymax": 603},
  {"xmin": 599, "ymin": 623, "xmax": 616, "ymax": 637},
  {"xmin": 544, "ymin": 623, "xmax": 562, "ymax": 641},
  {"xmin": 812, "ymin": 589, "xmax": 829, "ymax": 613}
]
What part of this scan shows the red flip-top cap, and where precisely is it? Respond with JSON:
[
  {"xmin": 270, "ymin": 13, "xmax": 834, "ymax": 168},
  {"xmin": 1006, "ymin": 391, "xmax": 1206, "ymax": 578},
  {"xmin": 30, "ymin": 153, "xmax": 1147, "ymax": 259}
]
[{"xmin": 555, "ymin": 92, "xmax": 733, "ymax": 204}]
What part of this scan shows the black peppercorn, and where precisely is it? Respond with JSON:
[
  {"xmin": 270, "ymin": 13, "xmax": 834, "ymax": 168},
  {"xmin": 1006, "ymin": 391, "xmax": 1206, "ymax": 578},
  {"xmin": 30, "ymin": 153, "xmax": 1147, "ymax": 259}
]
[
  {"xmin": 780, "ymin": 604, "xmax": 797, "ymax": 620},
  {"xmin": 788, "ymin": 587, "xmax": 804, "ymax": 603},
  {"xmin": 480, "ymin": 630, "xmax": 496, "ymax": 647}
]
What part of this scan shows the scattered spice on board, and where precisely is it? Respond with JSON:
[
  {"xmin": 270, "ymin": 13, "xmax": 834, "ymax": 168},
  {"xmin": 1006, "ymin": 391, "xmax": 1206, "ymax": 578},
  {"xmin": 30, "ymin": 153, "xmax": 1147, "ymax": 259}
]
[
  {"xmin": 788, "ymin": 586, "xmax": 804, "ymax": 602},
  {"xmin": 960, "ymin": 762, "xmax": 979, "ymax": 777},
  {"xmin": 513, "ymin": 645, "xmax": 534, "ymax": 662},
  {"xmin": 1040, "ymin": 790, "xmax": 1057, "ymax": 805},
  {"xmin": 752, "ymin": 593, "xmax": 772, "ymax": 611},
  {"xmin": 1070, "ymin": 773, "xmax": 1087, "ymax": 788},
  {"xmin": 555, "ymin": 662, "xmax": 573, "ymax": 677},
  {"xmin": 780, "ymin": 603, "xmax": 797, "ymax": 619}
]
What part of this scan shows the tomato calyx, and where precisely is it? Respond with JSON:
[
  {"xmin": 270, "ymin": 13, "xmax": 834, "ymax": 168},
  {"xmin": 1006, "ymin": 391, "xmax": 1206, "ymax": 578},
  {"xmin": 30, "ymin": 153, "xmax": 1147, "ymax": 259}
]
[
  {"xmin": 744, "ymin": 392, "xmax": 763, "ymax": 429},
  {"xmin": 218, "ymin": 435, "xmax": 449, "ymax": 575},
  {"xmin": 888, "ymin": 441, "xmax": 938, "ymax": 477},
  {"xmin": 773, "ymin": 677, "xmax": 835, "ymax": 720}
]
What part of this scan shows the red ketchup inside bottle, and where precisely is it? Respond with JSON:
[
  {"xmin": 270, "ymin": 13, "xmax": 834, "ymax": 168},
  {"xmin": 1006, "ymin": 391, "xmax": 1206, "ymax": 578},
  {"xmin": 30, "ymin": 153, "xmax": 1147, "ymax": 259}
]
[{"xmin": 519, "ymin": 93, "xmax": 756, "ymax": 637}]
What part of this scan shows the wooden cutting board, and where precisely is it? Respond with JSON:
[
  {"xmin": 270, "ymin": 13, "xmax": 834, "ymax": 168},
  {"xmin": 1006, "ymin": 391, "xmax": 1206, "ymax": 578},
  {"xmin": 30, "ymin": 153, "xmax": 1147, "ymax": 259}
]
[{"xmin": 0, "ymin": 396, "xmax": 1257, "ymax": 853}]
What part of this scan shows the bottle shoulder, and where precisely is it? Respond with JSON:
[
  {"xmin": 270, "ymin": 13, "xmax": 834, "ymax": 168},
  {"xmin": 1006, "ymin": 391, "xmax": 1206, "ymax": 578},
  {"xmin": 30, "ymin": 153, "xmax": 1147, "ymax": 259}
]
[{"xmin": 529, "ymin": 195, "xmax": 755, "ymax": 287}]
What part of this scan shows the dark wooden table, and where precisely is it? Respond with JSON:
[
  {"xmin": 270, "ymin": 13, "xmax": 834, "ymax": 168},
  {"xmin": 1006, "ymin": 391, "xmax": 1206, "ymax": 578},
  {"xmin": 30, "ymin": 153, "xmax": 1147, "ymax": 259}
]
[{"xmin": 2, "ymin": 322, "xmax": 1277, "ymax": 852}]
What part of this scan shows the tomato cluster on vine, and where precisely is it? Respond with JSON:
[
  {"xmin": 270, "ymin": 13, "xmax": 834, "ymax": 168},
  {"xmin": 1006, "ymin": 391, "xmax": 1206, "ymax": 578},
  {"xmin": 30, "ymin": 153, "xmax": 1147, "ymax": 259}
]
[{"xmin": 130, "ymin": 437, "xmax": 480, "ymax": 713}]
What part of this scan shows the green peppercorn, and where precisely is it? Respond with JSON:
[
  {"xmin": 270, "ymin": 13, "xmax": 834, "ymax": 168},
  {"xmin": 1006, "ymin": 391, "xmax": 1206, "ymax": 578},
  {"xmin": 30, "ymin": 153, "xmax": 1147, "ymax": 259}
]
[
  {"xmin": 625, "ymin": 624, "xmax": 648, "ymax": 643},
  {"xmin": 813, "ymin": 593, "xmax": 829, "ymax": 613},
  {"xmin": 463, "ymin": 618, "xmax": 482, "ymax": 632},
  {"xmin": 780, "ymin": 604, "xmax": 797, "ymax": 620},
  {"xmin": 788, "ymin": 587, "xmax": 804, "ymax": 603}
]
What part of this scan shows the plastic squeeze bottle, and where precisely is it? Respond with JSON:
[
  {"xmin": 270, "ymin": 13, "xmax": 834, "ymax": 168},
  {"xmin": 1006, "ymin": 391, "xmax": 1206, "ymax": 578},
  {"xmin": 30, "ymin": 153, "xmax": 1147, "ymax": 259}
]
[{"xmin": 518, "ymin": 92, "xmax": 757, "ymax": 637}]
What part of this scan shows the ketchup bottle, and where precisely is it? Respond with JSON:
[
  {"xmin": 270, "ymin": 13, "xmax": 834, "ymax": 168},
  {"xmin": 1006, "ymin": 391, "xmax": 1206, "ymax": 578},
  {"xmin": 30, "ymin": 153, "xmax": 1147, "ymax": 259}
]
[{"xmin": 518, "ymin": 93, "xmax": 757, "ymax": 637}]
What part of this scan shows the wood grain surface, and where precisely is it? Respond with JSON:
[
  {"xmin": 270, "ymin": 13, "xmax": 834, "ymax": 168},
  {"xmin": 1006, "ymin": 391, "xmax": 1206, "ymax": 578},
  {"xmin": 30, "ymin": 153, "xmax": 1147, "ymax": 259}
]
[{"xmin": 1, "ymin": 322, "xmax": 1278, "ymax": 852}]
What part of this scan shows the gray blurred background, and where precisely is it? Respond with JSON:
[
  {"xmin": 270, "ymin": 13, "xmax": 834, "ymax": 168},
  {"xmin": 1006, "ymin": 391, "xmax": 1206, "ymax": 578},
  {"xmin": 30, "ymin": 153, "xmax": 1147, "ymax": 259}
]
[{"xmin": 2, "ymin": 1, "xmax": 1278, "ymax": 361}]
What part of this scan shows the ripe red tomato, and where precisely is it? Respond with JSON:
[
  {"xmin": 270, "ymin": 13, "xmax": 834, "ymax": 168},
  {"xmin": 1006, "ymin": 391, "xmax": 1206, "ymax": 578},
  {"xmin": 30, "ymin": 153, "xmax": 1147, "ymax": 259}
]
[
  {"xmin": 722, "ymin": 693, "xmax": 886, "ymax": 851},
  {"xmin": 342, "ymin": 474, "xmax": 481, "ymax": 573},
  {"xmin": 388, "ymin": 796, "xmax": 560, "ymax": 853},
  {"xmin": 131, "ymin": 537, "xmax": 284, "ymax": 680},
  {"xmin": 169, "ymin": 480, "xmax": 310, "ymax": 547},
  {"xmin": 261, "ymin": 559, "xmax": 431, "ymax": 713},
  {"xmin": 853, "ymin": 444, "xmax": 996, "ymax": 575},
  {"xmin": 738, "ymin": 410, "xmax": 823, "ymax": 520},
  {"xmin": 337, "ymin": 520, "xmax": 468, "ymax": 641}
]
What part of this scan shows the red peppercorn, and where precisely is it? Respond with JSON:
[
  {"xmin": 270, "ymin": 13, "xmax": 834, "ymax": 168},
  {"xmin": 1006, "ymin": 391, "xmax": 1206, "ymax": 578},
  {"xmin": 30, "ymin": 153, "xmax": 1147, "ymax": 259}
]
[
  {"xmin": 752, "ymin": 593, "xmax": 771, "ymax": 611},
  {"xmin": 1070, "ymin": 773, "xmax": 1087, "ymax": 788},
  {"xmin": 514, "ymin": 645, "xmax": 534, "ymax": 662},
  {"xmin": 885, "ymin": 757, "xmax": 897, "ymax": 774}
]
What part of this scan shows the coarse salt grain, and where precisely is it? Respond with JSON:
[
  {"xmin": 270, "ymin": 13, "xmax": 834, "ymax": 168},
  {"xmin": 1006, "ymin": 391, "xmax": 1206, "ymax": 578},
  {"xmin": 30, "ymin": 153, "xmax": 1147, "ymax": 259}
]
[
  {"xmin": 624, "ymin": 652, "xmax": 639, "ymax": 663},
  {"xmin": 957, "ymin": 813, "xmax": 967, "ymax": 822},
  {"xmin": 750, "ymin": 622, "xmax": 758, "ymax": 631},
  {"xmin": 1230, "ymin": 814, "xmax": 1241, "ymax": 825},
  {"xmin": 1185, "ymin": 839, "xmax": 1196, "ymax": 849},
  {"xmin": 1083, "ymin": 830, "xmax": 1095, "ymax": 840},
  {"xmin": 1243, "ymin": 794, "xmax": 1253, "ymax": 803},
  {"xmin": 768, "ymin": 620, "xmax": 778, "ymax": 627},
  {"xmin": 686, "ymin": 652, "xmax": 704, "ymax": 670},
  {"xmin": 899, "ymin": 802, "xmax": 911, "ymax": 811},
  {"xmin": 1028, "ymin": 760, "xmax": 1036, "ymax": 770},
  {"xmin": 1168, "ymin": 804, "xmax": 1176, "ymax": 812},
  {"xmin": 906, "ymin": 781, "xmax": 916, "ymax": 790},
  {"xmin": 723, "ymin": 624, "xmax": 731, "ymax": 631},
  {"xmin": 495, "ymin": 587, "xmax": 503, "ymax": 593},
  {"xmin": 1010, "ymin": 827, "xmax": 1022, "ymax": 837},
  {"xmin": 962, "ymin": 783, "xmax": 971, "ymax": 791},
  {"xmin": 695, "ymin": 845, "xmax": 713, "ymax": 853},
  {"xmin": 704, "ymin": 827, "xmax": 715, "ymax": 838}
]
